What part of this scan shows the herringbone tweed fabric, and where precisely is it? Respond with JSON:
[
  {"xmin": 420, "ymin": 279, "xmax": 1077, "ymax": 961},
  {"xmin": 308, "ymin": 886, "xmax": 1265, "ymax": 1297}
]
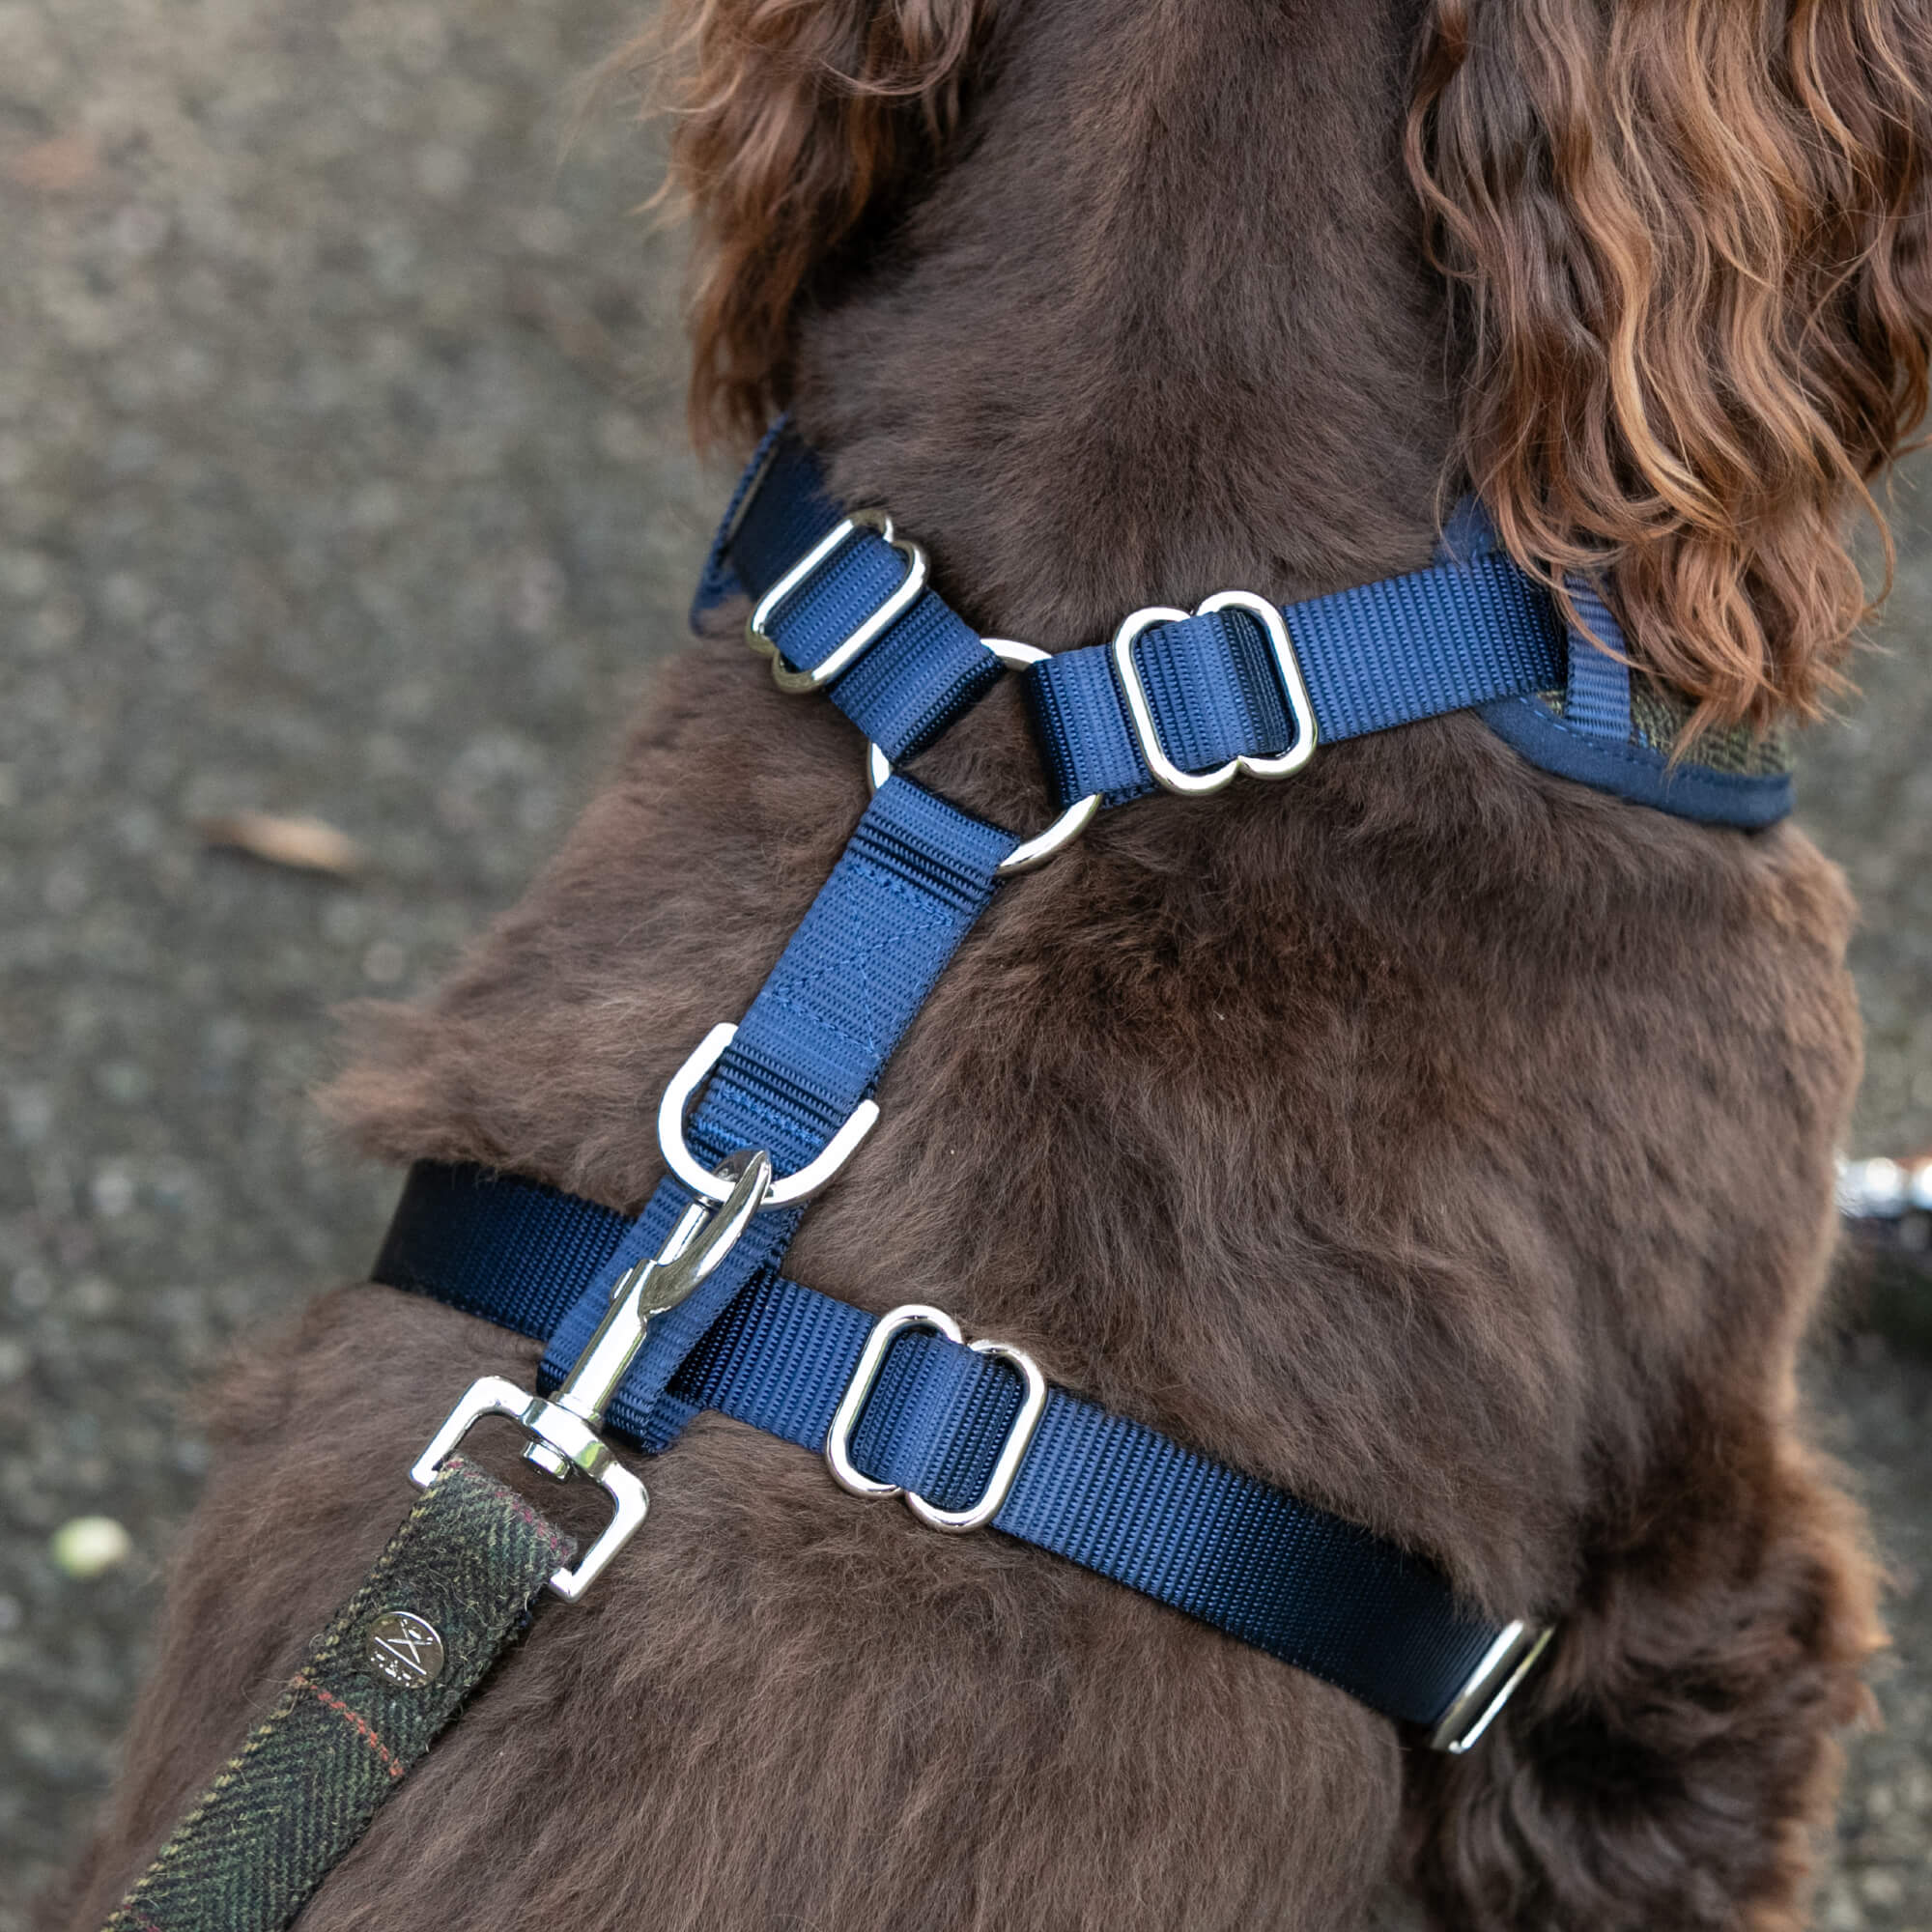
[
  {"xmin": 102, "ymin": 1454, "xmax": 574, "ymax": 1932},
  {"xmin": 1531, "ymin": 684, "xmax": 1791, "ymax": 776}
]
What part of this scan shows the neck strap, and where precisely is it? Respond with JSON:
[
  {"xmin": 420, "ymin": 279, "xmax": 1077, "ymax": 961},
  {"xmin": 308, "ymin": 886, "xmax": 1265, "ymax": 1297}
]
[
  {"xmin": 697, "ymin": 421, "xmax": 1790, "ymax": 828},
  {"xmin": 696, "ymin": 422, "xmax": 1565, "ymax": 785}
]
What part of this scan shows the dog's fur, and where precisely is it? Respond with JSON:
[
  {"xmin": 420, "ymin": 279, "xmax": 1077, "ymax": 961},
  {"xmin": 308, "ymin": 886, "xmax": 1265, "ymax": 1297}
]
[{"xmin": 54, "ymin": 2, "xmax": 1932, "ymax": 1928}]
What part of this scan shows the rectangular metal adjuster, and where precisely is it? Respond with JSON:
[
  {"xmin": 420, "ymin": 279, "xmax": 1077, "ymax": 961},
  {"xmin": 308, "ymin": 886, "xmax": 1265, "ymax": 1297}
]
[
  {"xmin": 746, "ymin": 511, "xmax": 928, "ymax": 695},
  {"xmin": 825, "ymin": 1305, "xmax": 1047, "ymax": 1535},
  {"xmin": 1428, "ymin": 1620, "xmax": 1553, "ymax": 1753},
  {"xmin": 1110, "ymin": 590, "xmax": 1318, "ymax": 797}
]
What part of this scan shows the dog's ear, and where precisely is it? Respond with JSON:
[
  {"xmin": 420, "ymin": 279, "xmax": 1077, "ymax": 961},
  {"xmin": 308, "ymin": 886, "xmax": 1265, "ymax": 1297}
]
[
  {"xmin": 630, "ymin": 0, "xmax": 1000, "ymax": 446},
  {"xmin": 1406, "ymin": 0, "xmax": 1932, "ymax": 732}
]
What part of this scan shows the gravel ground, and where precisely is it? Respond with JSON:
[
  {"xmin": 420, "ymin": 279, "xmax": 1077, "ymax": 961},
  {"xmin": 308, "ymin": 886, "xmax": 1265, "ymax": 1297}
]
[{"xmin": 1, "ymin": 1, "xmax": 1928, "ymax": 1924}]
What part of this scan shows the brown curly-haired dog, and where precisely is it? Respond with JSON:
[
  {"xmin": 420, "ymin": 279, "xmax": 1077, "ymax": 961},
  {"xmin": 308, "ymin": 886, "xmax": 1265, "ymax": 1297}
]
[{"xmin": 54, "ymin": 2, "xmax": 1932, "ymax": 1928}]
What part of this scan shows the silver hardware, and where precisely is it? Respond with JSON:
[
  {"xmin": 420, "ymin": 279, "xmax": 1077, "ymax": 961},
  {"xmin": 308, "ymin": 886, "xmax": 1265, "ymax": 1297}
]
[
  {"xmin": 718, "ymin": 435, "xmax": 784, "ymax": 554},
  {"xmin": 411, "ymin": 1155, "xmax": 772, "ymax": 1601},
  {"xmin": 825, "ymin": 1303, "xmax": 1048, "ymax": 1534},
  {"xmin": 363, "ymin": 1610, "xmax": 446, "ymax": 1690},
  {"xmin": 866, "ymin": 637, "xmax": 1102, "ymax": 876},
  {"xmin": 748, "ymin": 509, "xmax": 928, "ymax": 695},
  {"xmin": 658, "ymin": 1024, "xmax": 879, "ymax": 1208},
  {"xmin": 527, "ymin": 1151, "xmax": 773, "ymax": 1477},
  {"xmin": 826, "ymin": 1305, "xmax": 961, "ymax": 1499},
  {"xmin": 410, "ymin": 1377, "xmax": 646, "ymax": 1602},
  {"xmin": 1429, "ymin": 1620, "xmax": 1553, "ymax": 1753},
  {"xmin": 1111, "ymin": 590, "xmax": 1318, "ymax": 795}
]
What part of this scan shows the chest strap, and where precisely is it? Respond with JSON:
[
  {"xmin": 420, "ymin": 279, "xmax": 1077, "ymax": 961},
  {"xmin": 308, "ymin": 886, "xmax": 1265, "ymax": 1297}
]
[{"xmin": 376, "ymin": 1158, "xmax": 1547, "ymax": 1749}]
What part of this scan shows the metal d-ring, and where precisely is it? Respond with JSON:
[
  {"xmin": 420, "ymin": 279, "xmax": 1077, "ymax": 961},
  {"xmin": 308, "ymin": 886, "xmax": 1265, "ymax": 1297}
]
[
  {"xmin": 748, "ymin": 509, "xmax": 928, "ymax": 695},
  {"xmin": 906, "ymin": 1337, "xmax": 1047, "ymax": 1532},
  {"xmin": 1428, "ymin": 1620, "xmax": 1555, "ymax": 1753},
  {"xmin": 1111, "ymin": 590, "xmax": 1318, "ymax": 795},
  {"xmin": 867, "ymin": 638, "xmax": 1100, "ymax": 876},
  {"xmin": 657, "ymin": 1022, "xmax": 880, "ymax": 1208}
]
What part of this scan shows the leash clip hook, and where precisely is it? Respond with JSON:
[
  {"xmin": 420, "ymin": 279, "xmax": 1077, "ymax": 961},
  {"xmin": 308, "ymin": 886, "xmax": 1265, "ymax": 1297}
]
[
  {"xmin": 541, "ymin": 1150, "xmax": 773, "ymax": 1443},
  {"xmin": 409, "ymin": 1151, "xmax": 772, "ymax": 1600}
]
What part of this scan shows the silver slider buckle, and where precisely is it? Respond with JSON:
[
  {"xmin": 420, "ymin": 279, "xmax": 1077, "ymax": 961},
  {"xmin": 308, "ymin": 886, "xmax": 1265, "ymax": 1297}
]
[
  {"xmin": 1112, "ymin": 590, "xmax": 1318, "ymax": 795},
  {"xmin": 1429, "ymin": 1619, "xmax": 1554, "ymax": 1753},
  {"xmin": 825, "ymin": 1304, "xmax": 1047, "ymax": 1533},
  {"xmin": 409, "ymin": 1151, "xmax": 773, "ymax": 1600},
  {"xmin": 748, "ymin": 509, "xmax": 928, "ymax": 694}
]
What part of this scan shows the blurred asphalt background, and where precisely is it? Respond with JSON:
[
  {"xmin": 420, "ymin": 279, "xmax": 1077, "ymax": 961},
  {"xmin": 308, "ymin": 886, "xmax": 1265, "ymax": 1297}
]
[{"xmin": 1, "ymin": 0, "xmax": 1929, "ymax": 1924}]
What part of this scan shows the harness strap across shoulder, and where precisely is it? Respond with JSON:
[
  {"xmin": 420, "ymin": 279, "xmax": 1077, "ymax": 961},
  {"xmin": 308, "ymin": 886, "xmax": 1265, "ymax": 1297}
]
[
  {"xmin": 700, "ymin": 421, "xmax": 1792, "ymax": 828},
  {"xmin": 695, "ymin": 426, "xmax": 1003, "ymax": 761},
  {"xmin": 1021, "ymin": 555, "xmax": 1558, "ymax": 807}
]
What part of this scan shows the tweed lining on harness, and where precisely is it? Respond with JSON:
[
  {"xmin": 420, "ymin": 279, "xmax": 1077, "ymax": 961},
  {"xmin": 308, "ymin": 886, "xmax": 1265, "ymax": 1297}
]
[{"xmin": 1528, "ymin": 682, "xmax": 1791, "ymax": 779}]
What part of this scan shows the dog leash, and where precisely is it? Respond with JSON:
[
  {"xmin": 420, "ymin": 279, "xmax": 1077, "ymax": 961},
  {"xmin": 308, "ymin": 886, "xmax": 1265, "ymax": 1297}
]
[
  {"xmin": 99, "ymin": 1164, "xmax": 776, "ymax": 1932},
  {"xmin": 112, "ymin": 421, "xmax": 1798, "ymax": 1928},
  {"xmin": 102, "ymin": 1458, "xmax": 575, "ymax": 1932}
]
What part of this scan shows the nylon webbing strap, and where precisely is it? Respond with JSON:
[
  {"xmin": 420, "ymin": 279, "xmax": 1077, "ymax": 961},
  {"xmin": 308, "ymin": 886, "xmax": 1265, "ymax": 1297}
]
[
  {"xmin": 696, "ymin": 422, "xmax": 1570, "ymax": 810},
  {"xmin": 533, "ymin": 773, "xmax": 1017, "ymax": 1435},
  {"xmin": 375, "ymin": 1165, "xmax": 1504, "ymax": 1729},
  {"xmin": 1561, "ymin": 580, "xmax": 1634, "ymax": 743},
  {"xmin": 101, "ymin": 1458, "xmax": 571, "ymax": 1932},
  {"xmin": 693, "ymin": 424, "xmax": 1003, "ymax": 760},
  {"xmin": 1023, "ymin": 554, "xmax": 1565, "ymax": 809},
  {"xmin": 662, "ymin": 1274, "xmax": 1499, "ymax": 1722},
  {"xmin": 374, "ymin": 1163, "xmax": 626, "ymax": 1338},
  {"xmin": 694, "ymin": 423, "xmax": 1791, "ymax": 827},
  {"xmin": 363, "ymin": 422, "xmax": 1569, "ymax": 1760}
]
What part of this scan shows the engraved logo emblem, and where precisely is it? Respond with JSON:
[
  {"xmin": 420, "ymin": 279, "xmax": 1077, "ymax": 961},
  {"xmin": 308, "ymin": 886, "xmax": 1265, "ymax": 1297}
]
[{"xmin": 363, "ymin": 1610, "xmax": 446, "ymax": 1690}]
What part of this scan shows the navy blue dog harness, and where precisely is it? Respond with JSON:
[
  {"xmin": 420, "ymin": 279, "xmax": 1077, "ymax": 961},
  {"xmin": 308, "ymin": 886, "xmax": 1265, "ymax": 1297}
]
[{"xmin": 382, "ymin": 422, "xmax": 1793, "ymax": 1759}]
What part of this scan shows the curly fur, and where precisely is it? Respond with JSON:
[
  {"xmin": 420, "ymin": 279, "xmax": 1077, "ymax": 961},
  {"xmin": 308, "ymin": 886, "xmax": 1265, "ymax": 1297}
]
[
  {"xmin": 1407, "ymin": 0, "xmax": 1932, "ymax": 733},
  {"xmin": 52, "ymin": 2, "xmax": 1931, "ymax": 1928}
]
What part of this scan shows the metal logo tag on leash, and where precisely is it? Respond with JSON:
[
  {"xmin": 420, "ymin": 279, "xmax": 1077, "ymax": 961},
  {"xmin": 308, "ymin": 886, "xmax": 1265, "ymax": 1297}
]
[{"xmin": 363, "ymin": 1610, "xmax": 446, "ymax": 1689}]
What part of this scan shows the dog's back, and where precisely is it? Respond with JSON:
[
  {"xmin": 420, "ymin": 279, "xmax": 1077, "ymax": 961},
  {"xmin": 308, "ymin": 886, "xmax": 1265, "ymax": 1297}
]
[{"xmin": 56, "ymin": 2, "xmax": 1931, "ymax": 1927}]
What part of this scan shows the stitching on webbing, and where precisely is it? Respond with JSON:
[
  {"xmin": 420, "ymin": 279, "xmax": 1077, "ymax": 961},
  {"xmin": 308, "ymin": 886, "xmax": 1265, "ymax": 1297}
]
[{"xmin": 1528, "ymin": 701, "xmax": 1782, "ymax": 799}]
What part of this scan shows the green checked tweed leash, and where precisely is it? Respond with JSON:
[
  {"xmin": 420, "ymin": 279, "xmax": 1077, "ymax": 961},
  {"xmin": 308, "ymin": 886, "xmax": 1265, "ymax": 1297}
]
[
  {"xmin": 101, "ymin": 1457, "xmax": 574, "ymax": 1932},
  {"xmin": 100, "ymin": 1152, "xmax": 768, "ymax": 1929}
]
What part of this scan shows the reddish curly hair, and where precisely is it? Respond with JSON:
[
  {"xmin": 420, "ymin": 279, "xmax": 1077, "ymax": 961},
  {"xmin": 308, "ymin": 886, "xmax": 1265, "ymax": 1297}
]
[
  {"xmin": 630, "ymin": 0, "xmax": 998, "ymax": 443},
  {"xmin": 629, "ymin": 0, "xmax": 1931, "ymax": 731},
  {"xmin": 1406, "ymin": 0, "xmax": 1932, "ymax": 729}
]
